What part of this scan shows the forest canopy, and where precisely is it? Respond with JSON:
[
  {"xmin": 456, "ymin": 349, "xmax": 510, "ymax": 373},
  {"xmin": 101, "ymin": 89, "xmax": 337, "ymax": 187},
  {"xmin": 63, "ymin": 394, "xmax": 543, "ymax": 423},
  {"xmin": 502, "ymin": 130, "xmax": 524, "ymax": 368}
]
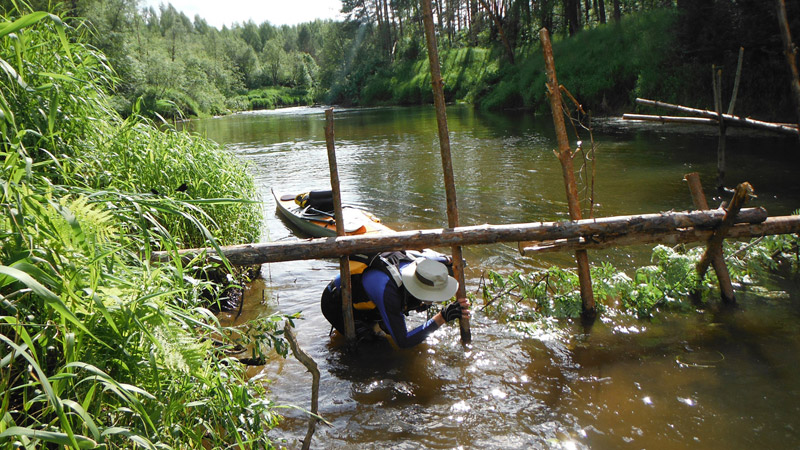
[{"xmin": 4, "ymin": 0, "xmax": 797, "ymax": 120}]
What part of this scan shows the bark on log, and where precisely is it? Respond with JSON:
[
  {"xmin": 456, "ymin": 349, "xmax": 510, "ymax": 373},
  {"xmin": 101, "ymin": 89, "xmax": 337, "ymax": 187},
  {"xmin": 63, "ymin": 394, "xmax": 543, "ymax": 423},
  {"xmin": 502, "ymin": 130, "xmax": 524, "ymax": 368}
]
[
  {"xmin": 635, "ymin": 98, "xmax": 800, "ymax": 136},
  {"xmin": 422, "ymin": 0, "xmax": 470, "ymax": 342},
  {"xmin": 520, "ymin": 215, "xmax": 800, "ymax": 254},
  {"xmin": 150, "ymin": 209, "xmax": 768, "ymax": 266},
  {"xmin": 541, "ymin": 27, "xmax": 594, "ymax": 316}
]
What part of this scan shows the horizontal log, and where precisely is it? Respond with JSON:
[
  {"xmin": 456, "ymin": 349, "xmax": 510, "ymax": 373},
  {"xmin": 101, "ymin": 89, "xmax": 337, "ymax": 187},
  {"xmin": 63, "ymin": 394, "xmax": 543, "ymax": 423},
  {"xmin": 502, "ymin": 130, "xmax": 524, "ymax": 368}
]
[
  {"xmin": 520, "ymin": 215, "xmax": 800, "ymax": 254},
  {"xmin": 623, "ymin": 114, "xmax": 718, "ymax": 126},
  {"xmin": 635, "ymin": 98, "xmax": 800, "ymax": 136},
  {"xmin": 151, "ymin": 208, "xmax": 768, "ymax": 266}
]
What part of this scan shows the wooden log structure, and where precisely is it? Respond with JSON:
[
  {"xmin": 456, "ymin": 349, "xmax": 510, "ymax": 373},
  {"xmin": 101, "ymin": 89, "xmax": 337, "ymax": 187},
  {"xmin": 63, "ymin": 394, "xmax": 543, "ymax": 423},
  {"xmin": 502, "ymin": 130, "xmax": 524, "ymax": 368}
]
[
  {"xmin": 695, "ymin": 182, "xmax": 753, "ymax": 284},
  {"xmin": 541, "ymin": 27, "xmax": 596, "ymax": 317},
  {"xmin": 151, "ymin": 208, "xmax": 769, "ymax": 266},
  {"xmin": 421, "ymin": 0, "xmax": 471, "ymax": 342},
  {"xmin": 324, "ymin": 108, "xmax": 356, "ymax": 343},
  {"xmin": 632, "ymin": 98, "xmax": 800, "ymax": 136},
  {"xmin": 684, "ymin": 172, "xmax": 735, "ymax": 303},
  {"xmin": 519, "ymin": 215, "xmax": 800, "ymax": 254},
  {"xmin": 622, "ymin": 114, "xmax": 719, "ymax": 126}
]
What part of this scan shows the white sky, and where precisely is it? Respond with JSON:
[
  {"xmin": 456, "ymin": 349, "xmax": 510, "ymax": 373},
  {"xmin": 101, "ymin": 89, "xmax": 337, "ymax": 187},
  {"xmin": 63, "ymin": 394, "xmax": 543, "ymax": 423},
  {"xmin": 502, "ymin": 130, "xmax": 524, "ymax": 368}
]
[{"xmin": 139, "ymin": 0, "xmax": 344, "ymax": 28}]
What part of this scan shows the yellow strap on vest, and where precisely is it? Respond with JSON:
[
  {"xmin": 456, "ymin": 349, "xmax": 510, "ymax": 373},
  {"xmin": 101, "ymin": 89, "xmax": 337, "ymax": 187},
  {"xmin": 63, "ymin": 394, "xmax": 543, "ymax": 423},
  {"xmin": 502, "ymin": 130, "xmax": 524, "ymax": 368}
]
[{"xmin": 353, "ymin": 301, "xmax": 377, "ymax": 310}]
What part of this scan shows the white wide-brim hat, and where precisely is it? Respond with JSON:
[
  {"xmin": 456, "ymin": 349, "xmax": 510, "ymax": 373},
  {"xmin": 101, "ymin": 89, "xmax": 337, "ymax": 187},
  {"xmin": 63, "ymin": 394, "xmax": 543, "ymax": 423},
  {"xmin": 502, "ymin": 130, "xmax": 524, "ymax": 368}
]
[{"xmin": 400, "ymin": 258, "xmax": 459, "ymax": 303}]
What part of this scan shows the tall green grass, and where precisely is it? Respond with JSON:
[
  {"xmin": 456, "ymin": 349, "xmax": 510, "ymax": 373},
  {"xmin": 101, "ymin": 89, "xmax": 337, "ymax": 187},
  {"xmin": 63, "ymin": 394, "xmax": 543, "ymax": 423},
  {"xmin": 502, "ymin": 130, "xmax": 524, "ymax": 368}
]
[{"xmin": 1, "ymin": 8, "xmax": 287, "ymax": 449}]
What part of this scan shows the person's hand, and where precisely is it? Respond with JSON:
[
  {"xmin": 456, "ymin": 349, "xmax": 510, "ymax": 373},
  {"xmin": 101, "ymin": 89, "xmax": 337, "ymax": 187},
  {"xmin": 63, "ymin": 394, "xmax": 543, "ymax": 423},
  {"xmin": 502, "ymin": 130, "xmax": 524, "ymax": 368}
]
[{"xmin": 441, "ymin": 297, "xmax": 470, "ymax": 323}]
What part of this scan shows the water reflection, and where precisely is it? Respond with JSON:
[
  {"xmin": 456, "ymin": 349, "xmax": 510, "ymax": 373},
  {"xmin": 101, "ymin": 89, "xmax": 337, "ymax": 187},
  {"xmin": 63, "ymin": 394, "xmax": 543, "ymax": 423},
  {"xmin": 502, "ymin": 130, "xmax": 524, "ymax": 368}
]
[{"xmin": 190, "ymin": 105, "xmax": 800, "ymax": 449}]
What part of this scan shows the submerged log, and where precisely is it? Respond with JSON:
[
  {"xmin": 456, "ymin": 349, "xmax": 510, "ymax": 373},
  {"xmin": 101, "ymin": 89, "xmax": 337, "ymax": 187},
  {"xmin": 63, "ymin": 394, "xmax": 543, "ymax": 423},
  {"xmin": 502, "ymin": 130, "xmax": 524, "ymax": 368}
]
[
  {"xmin": 519, "ymin": 215, "xmax": 800, "ymax": 254},
  {"xmin": 634, "ymin": 98, "xmax": 800, "ymax": 136},
  {"xmin": 152, "ymin": 208, "xmax": 769, "ymax": 266}
]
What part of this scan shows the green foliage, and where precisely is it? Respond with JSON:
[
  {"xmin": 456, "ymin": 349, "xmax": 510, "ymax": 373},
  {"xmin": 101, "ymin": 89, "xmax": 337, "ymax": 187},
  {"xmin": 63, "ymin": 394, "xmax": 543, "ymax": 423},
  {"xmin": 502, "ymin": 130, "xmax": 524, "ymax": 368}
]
[
  {"xmin": 479, "ymin": 9, "xmax": 680, "ymax": 113},
  {"xmin": 482, "ymin": 237, "xmax": 800, "ymax": 331},
  {"xmin": 243, "ymin": 85, "xmax": 316, "ymax": 111},
  {"xmin": 1, "ymin": 9, "xmax": 289, "ymax": 448}
]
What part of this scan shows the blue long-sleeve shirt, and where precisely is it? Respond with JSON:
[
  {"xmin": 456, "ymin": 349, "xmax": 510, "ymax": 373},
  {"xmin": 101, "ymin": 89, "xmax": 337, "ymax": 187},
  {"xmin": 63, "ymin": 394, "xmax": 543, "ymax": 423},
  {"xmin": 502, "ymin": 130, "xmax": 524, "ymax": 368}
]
[{"xmin": 361, "ymin": 262, "xmax": 440, "ymax": 348}]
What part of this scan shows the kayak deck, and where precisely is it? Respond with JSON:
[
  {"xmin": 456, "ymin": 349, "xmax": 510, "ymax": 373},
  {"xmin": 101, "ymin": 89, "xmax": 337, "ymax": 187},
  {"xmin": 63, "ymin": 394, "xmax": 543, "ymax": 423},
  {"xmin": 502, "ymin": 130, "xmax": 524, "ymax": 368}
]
[{"xmin": 272, "ymin": 188, "xmax": 394, "ymax": 237}]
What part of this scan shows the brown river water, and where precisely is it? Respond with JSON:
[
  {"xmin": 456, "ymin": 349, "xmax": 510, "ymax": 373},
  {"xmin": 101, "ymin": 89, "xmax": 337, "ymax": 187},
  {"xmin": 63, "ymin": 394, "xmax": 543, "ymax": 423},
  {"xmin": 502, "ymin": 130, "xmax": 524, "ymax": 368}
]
[{"xmin": 185, "ymin": 105, "xmax": 800, "ymax": 449}]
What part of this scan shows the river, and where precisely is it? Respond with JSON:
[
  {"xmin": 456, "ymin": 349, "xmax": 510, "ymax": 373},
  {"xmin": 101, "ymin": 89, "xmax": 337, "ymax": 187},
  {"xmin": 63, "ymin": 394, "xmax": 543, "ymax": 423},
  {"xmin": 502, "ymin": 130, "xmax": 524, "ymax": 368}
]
[{"xmin": 185, "ymin": 105, "xmax": 800, "ymax": 449}]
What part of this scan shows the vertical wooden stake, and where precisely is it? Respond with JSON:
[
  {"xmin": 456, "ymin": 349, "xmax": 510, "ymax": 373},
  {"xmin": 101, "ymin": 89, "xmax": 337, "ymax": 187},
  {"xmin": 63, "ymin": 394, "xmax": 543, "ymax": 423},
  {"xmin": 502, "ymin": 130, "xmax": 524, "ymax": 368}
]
[
  {"xmin": 777, "ymin": 0, "xmax": 800, "ymax": 142},
  {"xmin": 422, "ymin": 0, "xmax": 471, "ymax": 343},
  {"xmin": 540, "ymin": 28, "xmax": 595, "ymax": 318},
  {"xmin": 684, "ymin": 172, "xmax": 736, "ymax": 304},
  {"xmin": 714, "ymin": 68, "xmax": 727, "ymax": 190},
  {"xmin": 325, "ymin": 108, "xmax": 356, "ymax": 343},
  {"xmin": 727, "ymin": 47, "xmax": 745, "ymax": 116}
]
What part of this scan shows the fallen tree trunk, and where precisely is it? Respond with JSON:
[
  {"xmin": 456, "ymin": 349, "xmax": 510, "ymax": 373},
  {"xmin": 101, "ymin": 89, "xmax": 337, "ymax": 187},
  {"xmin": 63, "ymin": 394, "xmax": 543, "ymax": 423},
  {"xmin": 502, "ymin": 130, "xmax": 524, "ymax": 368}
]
[
  {"xmin": 623, "ymin": 114, "xmax": 718, "ymax": 126},
  {"xmin": 152, "ymin": 208, "xmax": 768, "ymax": 266},
  {"xmin": 520, "ymin": 215, "xmax": 800, "ymax": 254},
  {"xmin": 635, "ymin": 98, "xmax": 800, "ymax": 136}
]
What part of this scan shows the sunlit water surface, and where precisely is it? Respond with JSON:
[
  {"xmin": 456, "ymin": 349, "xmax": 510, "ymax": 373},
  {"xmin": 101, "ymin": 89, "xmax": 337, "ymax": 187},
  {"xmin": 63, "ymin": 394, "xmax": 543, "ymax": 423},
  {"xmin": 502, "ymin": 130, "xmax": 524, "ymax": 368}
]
[{"xmin": 186, "ymin": 105, "xmax": 800, "ymax": 449}]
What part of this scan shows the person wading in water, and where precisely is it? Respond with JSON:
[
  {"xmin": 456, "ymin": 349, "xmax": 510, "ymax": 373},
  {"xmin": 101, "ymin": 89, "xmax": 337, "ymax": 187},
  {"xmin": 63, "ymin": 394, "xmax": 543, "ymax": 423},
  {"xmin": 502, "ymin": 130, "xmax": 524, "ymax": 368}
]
[{"xmin": 321, "ymin": 251, "xmax": 470, "ymax": 348}]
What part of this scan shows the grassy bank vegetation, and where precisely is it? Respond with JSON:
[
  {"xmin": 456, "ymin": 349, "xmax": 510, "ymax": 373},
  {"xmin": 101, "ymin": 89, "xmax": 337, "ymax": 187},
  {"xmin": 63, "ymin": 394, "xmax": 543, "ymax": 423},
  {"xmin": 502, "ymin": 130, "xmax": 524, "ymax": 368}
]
[
  {"xmin": 1, "ymin": 10, "xmax": 288, "ymax": 449},
  {"xmin": 481, "ymin": 233, "xmax": 800, "ymax": 334},
  {"xmin": 477, "ymin": 9, "xmax": 681, "ymax": 113}
]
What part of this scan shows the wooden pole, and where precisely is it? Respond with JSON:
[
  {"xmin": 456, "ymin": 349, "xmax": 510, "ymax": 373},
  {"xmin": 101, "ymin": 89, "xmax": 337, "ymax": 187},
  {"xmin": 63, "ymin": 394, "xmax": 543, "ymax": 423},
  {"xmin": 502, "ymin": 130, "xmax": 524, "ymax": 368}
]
[
  {"xmin": 153, "ymin": 208, "xmax": 769, "ymax": 266},
  {"xmin": 520, "ymin": 216, "xmax": 800, "ymax": 254},
  {"xmin": 325, "ymin": 108, "xmax": 356, "ymax": 343},
  {"xmin": 727, "ymin": 47, "xmax": 745, "ymax": 116},
  {"xmin": 714, "ymin": 69, "xmax": 727, "ymax": 190},
  {"xmin": 635, "ymin": 98, "xmax": 800, "ymax": 136},
  {"xmin": 622, "ymin": 114, "xmax": 719, "ymax": 126},
  {"xmin": 684, "ymin": 172, "xmax": 735, "ymax": 304},
  {"xmin": 540, "ymin": 27, "xmax": 595, "ymax": 318},
  {"xmin": 777, "ymin": 0, "xmax": 800, "ymax": 141},
  {"xmin": 421, "ymin": 0, "xmax": 471, "ymax": 343},
  {"xmin": 696, "ymin": 182, "xmax": 753, "ymax": 289}
]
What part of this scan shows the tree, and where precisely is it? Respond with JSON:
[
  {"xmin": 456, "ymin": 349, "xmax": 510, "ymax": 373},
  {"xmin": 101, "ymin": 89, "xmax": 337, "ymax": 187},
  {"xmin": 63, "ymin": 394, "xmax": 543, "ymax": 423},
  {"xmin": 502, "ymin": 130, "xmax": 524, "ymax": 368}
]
[
  {"xmin": 262, "ymin": 40, "xmax": 287, "ymax": 85},
  {"xmin": 565, "ymin": 0, "xmax": 581, "ymax": 34}
]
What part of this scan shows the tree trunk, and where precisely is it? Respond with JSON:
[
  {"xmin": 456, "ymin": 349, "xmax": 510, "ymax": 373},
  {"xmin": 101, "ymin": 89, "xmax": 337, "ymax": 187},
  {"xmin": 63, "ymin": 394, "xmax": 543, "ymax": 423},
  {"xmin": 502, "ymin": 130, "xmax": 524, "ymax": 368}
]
[
  {"xmin": 565, "ymin": 0, "xmax": 581, "ymax": 35},
  {"xmin": 777, "ymin": 0, "xmax": 800, "ymax": 141},
  {"xmin": 612, "ymin": 0, "xmax": 621, "ymax": 22},
  {"xmin": 597, "ymin": 0, "xmax": 606, "ymax": 24},
  {"xmin": 584, "ymin": 0, "xmax": 590, "ymax": 24},
  {"xmin": 477, "ymin": 0, "xmax": 515, "ymax": 63}
]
